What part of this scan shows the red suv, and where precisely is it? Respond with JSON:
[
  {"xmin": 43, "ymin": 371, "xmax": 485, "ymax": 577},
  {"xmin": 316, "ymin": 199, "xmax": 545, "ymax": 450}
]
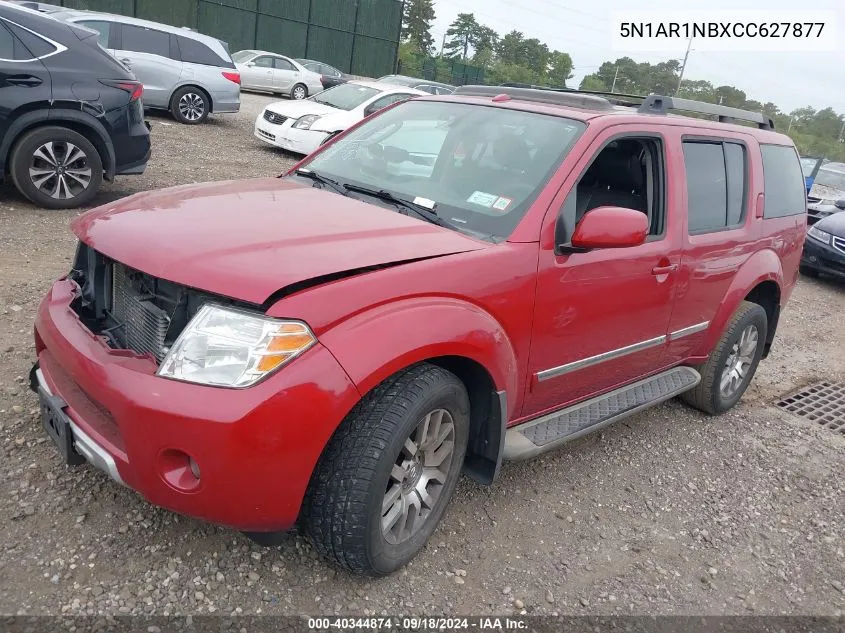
[{"xmin": 30, "ymin": 87, "xmax": 806, "ymax": 576}]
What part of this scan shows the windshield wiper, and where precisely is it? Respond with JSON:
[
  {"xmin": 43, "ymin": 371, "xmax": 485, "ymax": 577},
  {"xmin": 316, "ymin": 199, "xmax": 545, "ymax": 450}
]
[
  {"xmin": 342, "ymin": 183, "xmax": 453, "ymax": 229},
  {"xmin": 293, "ymin": 168, "xmax": 346, "ymax": 195}
]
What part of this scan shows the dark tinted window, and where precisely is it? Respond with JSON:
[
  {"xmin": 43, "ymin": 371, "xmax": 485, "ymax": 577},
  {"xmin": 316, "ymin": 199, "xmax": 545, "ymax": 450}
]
[
  {"xmin": 122, "ymin": 24, "xmax": 170, "ymax": 57},
  {"xmin": 77, "ymin": 20, "xmax": 111, "ymax": 48},
  {"xmin": 0, "ymin": 21, "xmax": 15, "ymax": 59},
  {"xmin": 724, "ymin": 143, "xmax": 746, "ymax": 225},
  {"xmin": 683, "ymin": 142, "xmax": 728, "ymax": 233},
  {"xmin": 761, "ymin": 144, "xmax": 806, "ymax": 218},
  {"xmin": 5, "ymin": 20, "xmax": 55, "ymax": 57},
  {"xmin": 175, "ymin": 35, "xmax": 232, "ymax": 67},
  {"xmin": 252, "ymin": 55, "xmax": 273, "ymax": 68},
  {"xmin": 274, "ymin": 57, "xmax": 295, "ymax": 71}
]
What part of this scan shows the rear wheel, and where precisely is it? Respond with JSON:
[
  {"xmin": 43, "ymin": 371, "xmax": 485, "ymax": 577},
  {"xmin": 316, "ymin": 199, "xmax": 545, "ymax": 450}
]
[
  {"xmin": 681, "ymin": 301, "xmax": 767, "ymax": 415},
  {"xmin": 291, "ymin": 83, "xmax": 308, "ymax": 100},
  {"xmin": 170, "ymin": 86, "xmax": 209, "ymax": 124},
  {"xmin": 10, "ymin": 126, "xmax": 103, "ymax": 209},
  {"xmin": 303, "ymin": 364, "xmax": 469, "ymax": 576}
]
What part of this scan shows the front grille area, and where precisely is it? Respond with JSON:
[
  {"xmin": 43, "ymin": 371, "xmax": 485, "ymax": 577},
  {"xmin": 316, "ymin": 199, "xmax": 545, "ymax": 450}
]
[
  {"xmin": 833, "ymin": 236, "xmax": 845, "ymax": 255},
  {"xmin": 111, "ymin": 264, "xmax": 171, "ymax": 361},
  {"xmin": 68, "ymin": 242, "xmax": 257, "ymax": 364},
  {"xmin": 263, "ymin": 110, "xmax": 287, "ymax": 125}
]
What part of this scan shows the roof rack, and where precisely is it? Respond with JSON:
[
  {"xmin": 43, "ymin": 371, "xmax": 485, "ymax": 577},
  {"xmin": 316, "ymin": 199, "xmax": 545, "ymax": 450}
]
[
  {"xmin": 639, "ymin": 95, "xmax": 775, "ymax": 130},
  {"xmin": 453, "ymin": 85, "xmax": 615, "ymax": 111}
]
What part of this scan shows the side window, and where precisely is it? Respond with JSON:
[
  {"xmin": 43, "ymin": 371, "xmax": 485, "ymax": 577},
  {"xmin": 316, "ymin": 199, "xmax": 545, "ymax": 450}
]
[
  {"xmin": 761, "ymin": 144, "xmax": 807, "ymax": 218},
  {"xmin": 369, "ymin": 93, "xmax": 412, "ymax": 112},
  {"xmin": 274, "ymin": 58, "xmax": 296, "ymax": 71},
  {"xmin": 176, "ymin": 36, "xmax": 231, "ymax": 68},
  {"xmin": 121, "ymin": 24, "xmax": 171, "ymax": 58},
  {"xmin": 682, "ymin": 140, "xmax": 747, "ymax": 233},
  {"xmin": 0, "ymin": 19, "xmax": 56, "ymax": 60},
  {"xmin": 251, "ymin": 55, "xmax": 274, "ymax": 68},
  {"xmin": 324, "ymin": 64, "xmax": 341, "ymax": 77},
  {"xmin": 77, "ymin": 20, "xmax": 111, "ymax": 49},
  {"xmin": 574, "ymin": 137, "xmax": 665, "ymax": 237}
]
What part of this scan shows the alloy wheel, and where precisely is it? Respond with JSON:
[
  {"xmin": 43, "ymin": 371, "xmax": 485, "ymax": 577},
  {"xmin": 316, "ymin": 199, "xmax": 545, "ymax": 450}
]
[
  {"xmin": 381, "ymin": 408, "xmax": 455, "ymax": 545},
  {"xmin": 28, "ymin": 141, "xmax": 92, "ymax": 200},
  {"xmin": 178, "ymin": 93, "xmax": 206, "ymax": 121},
  {"xmin": 720, "ymin": 324, "xmax": 759, "ymax": 398},
  {"xmin": 292, "ymin": 86, "xmax": 306, "ymax": 100}
]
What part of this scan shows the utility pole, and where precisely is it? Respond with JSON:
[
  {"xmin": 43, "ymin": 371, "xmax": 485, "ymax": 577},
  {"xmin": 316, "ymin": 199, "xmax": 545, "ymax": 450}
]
[
  {"xmin": 440, "ymin": 33, "xmax": 447, "ymax": 57},
  {"xmin": 610, "ymin": 66, "xmax": 619, "ymax": 92},
  {"xmin": 674, "ymin": 36, "xmax": 693, "ymax": 95},
  {"xmin": 839, "ymin": 119, "xmax": 845, "ymax": 143},
  {"xmin": 788, "ymin": 116, "xmax": 794, "ymax": 133}
]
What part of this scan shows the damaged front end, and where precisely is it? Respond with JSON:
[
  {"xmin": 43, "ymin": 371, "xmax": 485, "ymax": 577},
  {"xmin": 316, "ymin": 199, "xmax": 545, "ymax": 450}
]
[{"xmin": 68, "ymin": 242, "xmax": 257, "ymax": 363}]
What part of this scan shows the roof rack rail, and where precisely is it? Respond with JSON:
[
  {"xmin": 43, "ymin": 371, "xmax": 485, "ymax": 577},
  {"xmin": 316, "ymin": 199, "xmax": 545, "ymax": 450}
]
[
  {"xmin": 453, "ymin": 85, "xmax": 615, "ymax": 111},
  {"xmin": 639, "ymin": 95, "xmax": 775, "ymax": 130}
]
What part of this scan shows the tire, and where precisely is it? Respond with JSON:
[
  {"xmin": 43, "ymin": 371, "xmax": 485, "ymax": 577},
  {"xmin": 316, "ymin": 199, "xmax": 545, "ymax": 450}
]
[
  {"xmin": 9, "ymin": 126, "xmax": 103, "ymax": 210},
  {"xmin": 681, "ymin": 300, "xmax": 767, "ymax": 415},
  {"xmin": 303, "ymin": 363, "xmax": 470, "ymax": 576},
  {"xmin": 291, "ymin": 83, "xmax": 308, "ymax": 100},
  {"xmin": 170, "ymin": 86, "xmax": 209, "ymax": 124},
  {"xmin": 799, "ymin": 264, "xmax": 819, "ymax": 278}
]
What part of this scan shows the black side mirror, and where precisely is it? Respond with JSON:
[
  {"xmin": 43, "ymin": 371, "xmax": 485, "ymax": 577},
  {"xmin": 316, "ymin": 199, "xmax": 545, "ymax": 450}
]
[{"xmin": 835, "ymin": 199, "xmax": 845, "ymax": 210}]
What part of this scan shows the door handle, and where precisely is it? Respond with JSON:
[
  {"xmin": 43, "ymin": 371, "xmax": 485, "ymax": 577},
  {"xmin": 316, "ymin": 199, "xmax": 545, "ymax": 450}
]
[
  {"xmin": 6, "ymin": 75, "xmax": 42, "ymax": 87},
  {"xmin": 652, "ymin": 264, "xmax": 678, "ymax": 275}
]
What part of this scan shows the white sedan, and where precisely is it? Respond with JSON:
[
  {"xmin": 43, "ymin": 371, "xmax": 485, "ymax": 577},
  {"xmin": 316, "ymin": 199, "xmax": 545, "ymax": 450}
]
[
  {"xmin": 233, "ymin": 50, "xmax": 323, "ymax": 100},
  {"xmin": 254, "ymin": 81, "xmax": 427, "ymax": 155}
]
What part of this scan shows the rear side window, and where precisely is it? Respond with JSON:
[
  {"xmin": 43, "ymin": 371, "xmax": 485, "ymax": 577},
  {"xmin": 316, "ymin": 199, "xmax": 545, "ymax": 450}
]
[
  {"xmin": 0, "ymin": 19, "xmax": 56, "ymax": 60},
  {"xmin": 761, "ymin": 144, "xmax": 806, "ymax": 218},
  {"xmin": 176, "ymin": 35, "xmax": 234, "ymax": 68},
  {"xmin": 122, "ymin": 24, "xmax": 170, "ymax": 58},
  {"xmin": 682, "ymin": 140, "xmax": 747, "ymax": 233},
  {"xmin": 274, "ymin": 57, "xmax": 295, "ymax": 71}
]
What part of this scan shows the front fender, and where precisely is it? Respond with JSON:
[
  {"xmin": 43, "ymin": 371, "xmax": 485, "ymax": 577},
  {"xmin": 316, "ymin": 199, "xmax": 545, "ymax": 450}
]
[
  {"xmin": 698, "ymin": 248, "xmax": 783, "ymax": 356},
  {"xmin": 319, "ymin": 297, "xmax": 519, "ymax": 420}
]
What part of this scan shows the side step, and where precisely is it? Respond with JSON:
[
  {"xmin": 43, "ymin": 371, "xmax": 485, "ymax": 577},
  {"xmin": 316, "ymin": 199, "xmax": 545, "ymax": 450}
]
[{"xmin": 504, "ymin": 366, "xmax": 700, "ymax": 461}]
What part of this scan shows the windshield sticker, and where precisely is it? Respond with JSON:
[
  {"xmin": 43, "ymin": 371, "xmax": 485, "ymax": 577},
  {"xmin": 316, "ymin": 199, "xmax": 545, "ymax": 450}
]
[
  {"xmin": 492, "ymin": 196, "xmax": 512, "ymax": 212},
  {"xmin": 467, "ymin": 191, "xmax": 499, "ymax": 207},
  {"xmin": 413, "ymin": 196, "xmax": 437, "ymax": 209}
]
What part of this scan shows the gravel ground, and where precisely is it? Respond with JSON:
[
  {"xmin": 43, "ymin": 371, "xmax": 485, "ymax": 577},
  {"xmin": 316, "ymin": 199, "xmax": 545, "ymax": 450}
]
[{"xmin": 0, "ymin": 93, "xmax": 844, "ymax": 617}]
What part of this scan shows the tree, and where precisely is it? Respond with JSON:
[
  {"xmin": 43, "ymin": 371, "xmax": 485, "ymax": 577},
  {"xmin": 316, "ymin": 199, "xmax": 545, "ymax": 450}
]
[
  {"xmin": 471, "ymin": 25, "xmax": 498, "ymax": 68},
  {"xmin": 443, "ymin": 13, "xmax": 479, "ymax": 60},
  {"xmin": 521, "ymin": 38, "xmax": 550, "ymax": 76},
  {"xmin": 496, "ymin": 30, "xmax": 525, "ymax": 66},
  {"xmin": 401, "ymin": 0, "xmax": 436, "ymax": 55},
  {"xmin": 547, "ymin": 51, "xmax": 573, "ymax": 88},
  {"xmin": 579, "ymin": 75, "xmax": 608, "ymax": 91}
]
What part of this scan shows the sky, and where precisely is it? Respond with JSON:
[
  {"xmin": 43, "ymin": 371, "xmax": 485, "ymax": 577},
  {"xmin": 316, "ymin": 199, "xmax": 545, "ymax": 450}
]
[{"xmin": 428, "ymin": 0, "xmax": 845, "ymax": 114}]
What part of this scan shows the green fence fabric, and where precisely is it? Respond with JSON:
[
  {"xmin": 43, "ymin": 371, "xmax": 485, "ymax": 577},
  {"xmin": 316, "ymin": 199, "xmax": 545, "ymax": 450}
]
[{"xmin": 53, "ymin": 0, "xmax": 401, "ymax": 76}]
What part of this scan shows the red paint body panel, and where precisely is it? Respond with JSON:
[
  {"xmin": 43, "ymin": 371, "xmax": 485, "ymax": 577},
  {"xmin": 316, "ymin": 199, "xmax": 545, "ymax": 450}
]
[{"xmin": 33, "ymin": 95, "xmax": 805, "ymax": 533}]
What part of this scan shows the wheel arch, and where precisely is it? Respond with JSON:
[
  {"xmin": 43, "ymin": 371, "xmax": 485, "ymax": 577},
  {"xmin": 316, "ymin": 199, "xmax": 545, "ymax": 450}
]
[
  {"xmin": 1, "ymin": 109, "xmax": 115, "ymax": 180},
  {"xmin": 703, "ymin": 249, "xmax": 784, "ymax": 359},
  {"xmin": 170, "ymin": 83, "xmax": 213, "ymax": 112},
  {"xmin": 317, "ymin": 298, "xmax": 518, "ymax": 485}
]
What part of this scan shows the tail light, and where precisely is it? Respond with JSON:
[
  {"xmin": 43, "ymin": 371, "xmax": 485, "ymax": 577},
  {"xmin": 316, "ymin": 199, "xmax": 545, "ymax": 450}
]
[
  {"xmin": 222, "ymin": 71, "xmax": 241, "ymax": 85},
  {"xmin": 100, "ymin": 79, "xmax": 143, "ymax": 102}
]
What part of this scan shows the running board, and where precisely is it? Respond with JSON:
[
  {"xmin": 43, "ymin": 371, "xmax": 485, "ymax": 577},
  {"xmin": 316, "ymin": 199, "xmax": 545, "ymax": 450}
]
[{"xmin": 504, "ymin": 366, "xmax": 700, "ymax": 461}]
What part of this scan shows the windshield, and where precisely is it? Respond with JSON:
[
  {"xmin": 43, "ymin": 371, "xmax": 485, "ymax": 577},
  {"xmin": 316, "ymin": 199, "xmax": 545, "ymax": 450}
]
[
  {"xmin": 232, "ymin": 50, "xmax": 255, "ymax": 63},
  {"xmin": 297, "ymin": 100, "xmax": 585, "ymax": 242},
  {"xmin": 310, "ymin": 83, "xmax": 381, "ymax": 111},
  {"xmin": 814, "ymin": 166, "xmax": 845, "ymax": 192}
]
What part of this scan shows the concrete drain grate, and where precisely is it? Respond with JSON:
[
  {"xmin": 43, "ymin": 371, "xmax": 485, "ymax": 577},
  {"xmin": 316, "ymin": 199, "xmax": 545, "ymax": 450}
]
[{"xmin": 776, "ymin": 382, "xmax": 845, "ymax": 435}]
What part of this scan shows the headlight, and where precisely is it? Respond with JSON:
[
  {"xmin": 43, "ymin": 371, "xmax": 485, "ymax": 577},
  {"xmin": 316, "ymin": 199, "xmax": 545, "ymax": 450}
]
[
  {"xmin": 156, "ymin": 304, "xmax": 316, "ymax": 388},
  {"xmin": 292, "ymin": 114, "xmax": 320, "ymax": 130},
  {"xmin": 808, "ymin": 225, "xmax": 832, "ymax": 244}
]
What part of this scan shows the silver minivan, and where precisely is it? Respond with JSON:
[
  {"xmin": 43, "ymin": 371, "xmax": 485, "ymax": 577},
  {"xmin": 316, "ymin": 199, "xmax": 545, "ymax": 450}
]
[{"xmin": 51, "ymin": 10, "xmax": 240, "ymax": 124}]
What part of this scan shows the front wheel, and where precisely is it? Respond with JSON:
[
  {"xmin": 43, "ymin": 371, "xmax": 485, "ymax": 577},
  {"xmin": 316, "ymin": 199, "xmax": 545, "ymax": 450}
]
[
  {"xmin": 681, "ymin": 300, "xmax": 767, "ymax": 415},
  {"xmin": 303, "ymin": 364, "xmax": 469, "ymax": 576}
]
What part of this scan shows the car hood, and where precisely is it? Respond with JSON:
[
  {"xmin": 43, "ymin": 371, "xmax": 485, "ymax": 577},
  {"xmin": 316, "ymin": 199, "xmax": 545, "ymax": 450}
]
[
  {"xmin": 815, "ymin": 209, "xmax": 845, "ymax": 236},
  {"xmin": 264, "ymin": 99, "xmax": 340, "ymax": 118},
  {"xmin": 71, "ymin": 178, "xmax": 488, "ymax": 305}
]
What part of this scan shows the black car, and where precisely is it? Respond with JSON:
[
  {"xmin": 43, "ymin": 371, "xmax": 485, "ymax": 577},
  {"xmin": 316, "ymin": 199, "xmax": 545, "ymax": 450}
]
[
  {"xmin": 295, "ymin": 58, "xmax": 349, "ymax": 90},
  {"xmin": 1, "ymin": 2, "xmax": 150, "ymax": 209},
  {"xmin": 801, "ymin": 211, "xmax": 845, "ymax": 280}
]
